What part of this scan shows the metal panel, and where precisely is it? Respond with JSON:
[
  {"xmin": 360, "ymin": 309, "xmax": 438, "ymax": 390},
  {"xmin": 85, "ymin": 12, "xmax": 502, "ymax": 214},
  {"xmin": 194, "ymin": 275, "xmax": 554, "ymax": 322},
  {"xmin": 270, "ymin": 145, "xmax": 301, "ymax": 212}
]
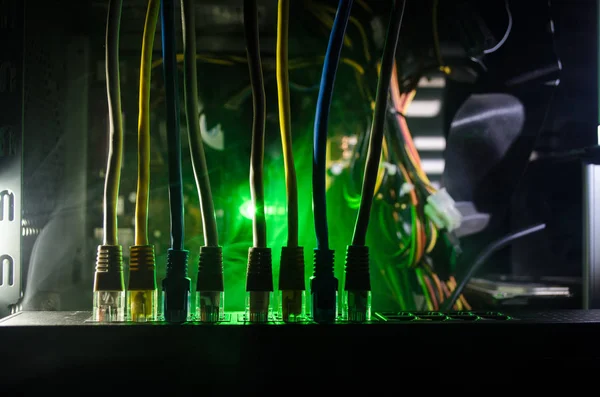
[
  {"xmin": 0, "ymin": 0, "xmax": 23, "ymax": 318},
  {"xmin": 583, "ymin": 162, "xmax": 600, "ymax": 309}
]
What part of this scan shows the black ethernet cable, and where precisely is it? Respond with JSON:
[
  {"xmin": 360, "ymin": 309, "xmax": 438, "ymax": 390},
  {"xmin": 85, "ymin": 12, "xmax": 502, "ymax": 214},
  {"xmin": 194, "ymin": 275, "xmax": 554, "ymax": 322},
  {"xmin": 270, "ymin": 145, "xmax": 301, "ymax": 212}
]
[
  {"xmin": 181, "ymin": 0, "xmax": 224, "ymax": 323},
  {"xmin": 345, "ymin": 0, "xmax": 407, "ymax": 322},
  {"xmin": 441, "ymin": 224, "xmax": 546, "ymax": 312},
  {"xmin": 244, "ymin": 0, "xmax": 273, "ymax": 323}
]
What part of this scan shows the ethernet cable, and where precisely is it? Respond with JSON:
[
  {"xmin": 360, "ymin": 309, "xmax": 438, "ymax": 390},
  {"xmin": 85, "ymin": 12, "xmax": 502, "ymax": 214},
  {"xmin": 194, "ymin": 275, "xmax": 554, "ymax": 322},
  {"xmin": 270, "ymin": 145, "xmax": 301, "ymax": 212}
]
[
  {"xmin": 311, "ymin": 0, "xmax": 353, "ymax": 324},
  {"xmin": 345, "ymin": 0, "xmax": 407, "ymax": 322},
  {"xmin": 244, "ymin": 0, "xmax": 273, "ymax": 323},
  {"xmin": 128, "ymin": 0, "xmax": 160, "ymax": 323},
  {"xmin": 93, "ymin": 0, "xmax": 125, "ymax": 323},
  {"xmin": 181, "ymin": 0, "xmax": 224, "ymax": 323},
  {"xmin": 161, "ymin": 0, "xmax": 191, "ymax": 323},
  {"xmin": 276, "ymin": 0, "xmax": 305, "ymax": 323},
  {"xmin": 309, "ymin": 2, "xmax": 372, "ymax": 63}
]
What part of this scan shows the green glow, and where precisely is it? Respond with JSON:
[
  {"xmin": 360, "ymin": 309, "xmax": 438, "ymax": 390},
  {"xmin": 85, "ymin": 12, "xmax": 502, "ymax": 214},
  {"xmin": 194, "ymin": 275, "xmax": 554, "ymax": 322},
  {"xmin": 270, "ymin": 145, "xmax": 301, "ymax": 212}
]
[
  {"xmin": 150, "ymin": 119, "xmax": 416, "ymax": 313},
  {"xmin": 239, "ymin": 200, "xmax": 286, "ymax": 220}
]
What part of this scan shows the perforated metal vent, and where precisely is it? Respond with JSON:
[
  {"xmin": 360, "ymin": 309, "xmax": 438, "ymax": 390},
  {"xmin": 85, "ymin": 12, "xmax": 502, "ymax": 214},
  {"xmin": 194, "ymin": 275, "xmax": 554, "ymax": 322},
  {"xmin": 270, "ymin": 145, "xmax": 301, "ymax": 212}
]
[
  {"xmin": 513, "ymin": 310, "xmax": 600, "ymax": 323},
  {"xmin": 375, "ymin": 311, "xmax": 514, "ymax": 322}
]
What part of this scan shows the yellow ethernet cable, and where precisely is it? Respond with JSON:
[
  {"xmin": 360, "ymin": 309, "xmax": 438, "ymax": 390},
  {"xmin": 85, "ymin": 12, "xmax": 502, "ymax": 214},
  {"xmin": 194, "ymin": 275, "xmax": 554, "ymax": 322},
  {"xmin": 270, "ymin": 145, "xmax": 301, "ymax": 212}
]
[
  {"xmin": 276, "ymin": 0, "xmax": 306, "ymax": 323},
  {"xmin": 127, "ymin": 0, "xmax": 160, "ymax": 322}
]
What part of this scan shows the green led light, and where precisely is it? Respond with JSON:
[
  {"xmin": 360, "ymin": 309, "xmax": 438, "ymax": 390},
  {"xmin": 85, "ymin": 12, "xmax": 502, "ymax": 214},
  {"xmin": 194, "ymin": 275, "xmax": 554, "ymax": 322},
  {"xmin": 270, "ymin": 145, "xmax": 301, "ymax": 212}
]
[
  {"xmin": 239, "ymin": 200, "xmax": 254, "ymax": 220},
  {"xmin": 239, "ymin": 200, "xmax": 286, "ymax": 220}
]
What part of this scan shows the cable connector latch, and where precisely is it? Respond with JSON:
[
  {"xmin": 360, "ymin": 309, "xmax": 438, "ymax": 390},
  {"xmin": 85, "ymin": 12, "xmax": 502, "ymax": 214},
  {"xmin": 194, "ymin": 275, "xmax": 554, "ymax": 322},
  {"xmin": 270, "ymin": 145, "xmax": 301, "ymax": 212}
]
[{"xmin": 424, "ymin": 188, "xmax": 462, "ymax": 232}]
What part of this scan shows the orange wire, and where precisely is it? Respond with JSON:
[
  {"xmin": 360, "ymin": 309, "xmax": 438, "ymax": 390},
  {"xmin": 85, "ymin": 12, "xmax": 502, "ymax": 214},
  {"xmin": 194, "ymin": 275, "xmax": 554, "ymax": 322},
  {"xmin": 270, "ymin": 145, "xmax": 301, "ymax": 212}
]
[
  {"xmin": 440, "ymin": 279, "xmax": 456, "ymax": 310},
  {"xmin": 391, "ymin": 63, "xmax": 420, "ymax": 162},
  {"xmin": 415, "ymin": 218, "xmax": 425, "ymax": 265},
  {"xmin": 423, "ymin": 275, "xmax": 439, "ymax": 310},
  {"xmin": 448, "ymin": 276, "xmax": 472, "ymax": 311},
  {"xmin": 453, "ymin": 278, "xmax": 472, "ymax": 310},
  {"xmin": 431, "ymin": 272, "xmax": 445, "ymax": 303}
]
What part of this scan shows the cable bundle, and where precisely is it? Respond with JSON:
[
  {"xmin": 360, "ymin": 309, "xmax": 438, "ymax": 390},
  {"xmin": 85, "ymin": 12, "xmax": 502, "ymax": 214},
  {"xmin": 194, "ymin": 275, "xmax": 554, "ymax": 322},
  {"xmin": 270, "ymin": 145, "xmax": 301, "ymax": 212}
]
[
  {"xmin": 388, "ymin": 64, "xmax": 439, "ymax": 270},
  {"xmin": 88, "ymin": 0, "xmax": 533, "ymax": 321}
]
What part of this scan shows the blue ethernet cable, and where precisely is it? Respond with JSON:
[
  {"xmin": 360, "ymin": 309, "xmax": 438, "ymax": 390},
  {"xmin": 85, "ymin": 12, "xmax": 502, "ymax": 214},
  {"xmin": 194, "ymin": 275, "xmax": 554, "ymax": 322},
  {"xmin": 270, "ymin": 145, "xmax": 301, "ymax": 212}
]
[{"xmin": 310, "ymin": 0, "xmax": 354, "ymax": 323}]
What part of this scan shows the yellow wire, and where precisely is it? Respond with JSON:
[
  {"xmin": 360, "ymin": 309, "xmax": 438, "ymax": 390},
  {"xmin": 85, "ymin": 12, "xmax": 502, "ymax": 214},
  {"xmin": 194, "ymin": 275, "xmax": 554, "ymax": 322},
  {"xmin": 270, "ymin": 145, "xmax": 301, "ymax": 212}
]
[
  {"xmin": 426, "ymin": 222, "xmax": 438, "ymax": 253},
  {"xmin": 348, "ymin": 15, "xmax": 372, "ymax": 62},
  {"xmin": 152, "ymin": 53, "xmax": 366, "ymax": 76},
  {"xmin": 460, "ymin": 294, "xmax": 472, "ymax": 310},
  {"xmin": 276, "ymin": 0, "xmax": 299, "ymax": 247},
  {"xmin": 151, "ymin": 54, "xmax": 235, "ymax": 69},
  {"xmin": 401, "ymin": 90, "xmax": 437, "ymax": 192},
  {"xmin": 288, "ymin": 56, "xmax": 365, "ymax": 75},
  {"xmin": 340, "ymin": 57, "xmax": 365, "ymax": 75},
  {"xmin": 225, "ymin": 55, "xmax": 249, "ymax": 64},
  {"xmin": 135, "ymin": 0, "xmax": 160, "ymax": 246},
  {"xmin": 432, "ymin": 0, "xmax": 451, "ymax": 75},
  {"xmin": 447, "ymin": 278, "xmax": 466, "ymax": 311},
  {"xmin": 373, "ymin": 137, "xmax": 388, "ymax": 197},
  {"xmin": 416, "ymin": 269, "xmax": 433, "ymax": 310},
  {"xmin": 447, "ymin": 279, "xmax": 462, "ymax": 310},
  {"xmin": 425, "ymin": 225, "xmax": 438, "ymax": 254},
  {"xmin": 356, "ymin": 0, "xmax": 372, "ymax": 13}
]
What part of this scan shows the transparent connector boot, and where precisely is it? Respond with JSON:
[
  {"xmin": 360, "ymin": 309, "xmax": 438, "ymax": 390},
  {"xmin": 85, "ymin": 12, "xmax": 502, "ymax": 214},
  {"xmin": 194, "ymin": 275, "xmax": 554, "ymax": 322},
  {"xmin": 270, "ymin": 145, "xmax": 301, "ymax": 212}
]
[
  {"xmin": 127, "ymin": 289, "xmax": 158, "ymax": 322},
  {"xmin": 196, "ymin": 291, "xmax": 224, "ymax": 322},
  {"xmin": 93, "ymin": 290, "xmax": 125, "ymax": 322},
  {"xmin": 156, "ymin": 290, "xmax": 164, "ymax": 321},
  {"xmin": 245, "ymin": 291, "xmax": 272, "ymax": 323},
  {"xmin": 343, "ymin": 290, "xmax": 371, "ymax": 322},
  {"xmin": 279, "ymin": 290, "xmax": 305, "ymax": 323}
]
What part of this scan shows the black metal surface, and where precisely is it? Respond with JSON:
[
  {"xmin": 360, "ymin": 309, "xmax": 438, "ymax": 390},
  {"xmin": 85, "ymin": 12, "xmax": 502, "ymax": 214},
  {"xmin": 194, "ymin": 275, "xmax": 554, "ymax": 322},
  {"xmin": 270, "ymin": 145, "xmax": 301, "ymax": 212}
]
[
  {"xmin": 1, "ymin": 310, "xmax": 599, "ymax": 387},
  {"xmin": 443, "ymin": 93, "xmax": 525, "ymax": 202},
  {"xmin": 6, "ymin": 309, "xmax": 600, "ymax": 326}
]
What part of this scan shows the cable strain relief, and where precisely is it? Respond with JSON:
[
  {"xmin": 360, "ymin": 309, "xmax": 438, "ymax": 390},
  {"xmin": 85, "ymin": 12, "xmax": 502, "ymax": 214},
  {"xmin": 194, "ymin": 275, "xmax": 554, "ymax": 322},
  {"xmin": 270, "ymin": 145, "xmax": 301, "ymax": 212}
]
[
  {"xmin": 278, "ymin": 246, "xmax": 305, "ymax": 291},
  {"xmin": 344, "ymin": 245, "xmax": 371, "ymax": 291},
  {"xmin": 196, "ymin": 246, "xmax": 224, "ymax": 291},
  {"xmin": 166, "ymin": 248, "xmax": 189, "ymax": 278},
  {"xmin": 94, "ymin": 245, "xmax": 125, "ymax": 292},
  {"xmin": 245, "ymin": 247, "xmax": 273, "ymax": 292},
  {"xmin": 163, "ymin": 249, "xmax": 191, "ymax": 323},
  {"xmin": 312, "ymin": 248, "xmax": 335, "ymax": 277},
  {"xmin": 128, "ymin": 245, "xmax": 157, "ymax": 290}
]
